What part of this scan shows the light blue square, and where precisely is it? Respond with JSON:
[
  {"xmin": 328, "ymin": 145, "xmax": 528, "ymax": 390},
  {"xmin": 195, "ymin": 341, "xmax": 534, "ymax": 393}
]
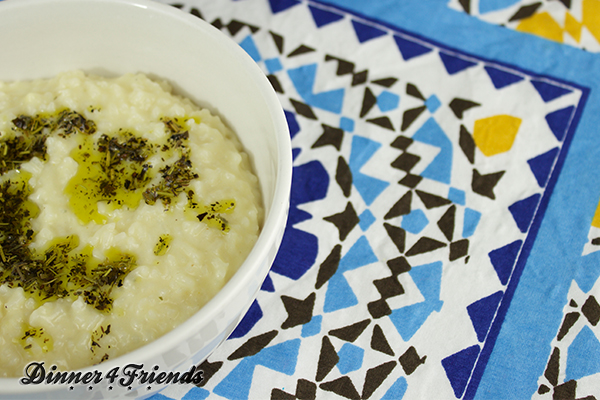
[
  {"xmin": 377, "ymin": 90, "xmax": 400, "ymax": 112},
  {"xmin": 301, "ymin": 315, "xmax": 322, "ymax": 337},
  {"xmin": 359, "ymin": 209, "xmax": 376, "ymax": 231},
  {"xmin": 448, "ymin": 187, "xmax": 466, "ymax": 205},
  {"xmin": 265, "ymin": 57, "xmax": 283, "ymax": 74},
  {"xmin": 425, "ymin": 94, "xmax": 441, "ymax": 113},
  {"xmin": 340, "ymin": 116, "xmax": 355, "ymax": 132},
  {"xmin": 401, "ymin": 209, "xmax": 429, "ymax": 234}
]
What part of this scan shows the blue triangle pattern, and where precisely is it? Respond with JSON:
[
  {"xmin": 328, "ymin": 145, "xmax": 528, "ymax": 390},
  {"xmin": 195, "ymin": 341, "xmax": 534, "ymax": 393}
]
[
  {"xmin": 324, "ymin": 273, "xmax": 359, "ymax": 312},
  {"xmin": 381, "ymin": 377, "xmax": 408, "ymax": 400},
  {"xmin": 292, "ymin": 148, "xmax": 301, "ymax": 161},
  {"xmin": 545, "ymin": 106, "xmax": 575, "ymax": 141},
  {"xmin": 488, "ymin": 240, "xmax": 522, "ymax": 285},
  {"xmin": 338, "ymin": 236, "xmax": 378, "ymax": 273},
  {"xmin": 308, "ymin": 5, "xmax": 344, "ymax": 28},
  {"xmin": 182, "ymin": 387, "xmax": 209, "ymax": 400},
  {"xmin": 566, "ymin": 326, "xmax": 600, "ymax": 381},
  {"xmin": 467, "ymin": 291, "xmax": 503, "ymax": 342},
  {"xmin": 214, "ymin": 340, "xmax": 301, "ymax": 399},
  {"xmin": 442, "ymin": 345, "xmax": 481, "ymax": 398},
  {"xmin": 531, "ymin": 79, "xmax": 573, "ymax": 103},
  {"xmin": 285, "ymin": 109, "xmax": 300, "ymax": 139},
  {"xmin": 288, "ymin": 64, "xmax": 345, "ymax": 113},
  {"xmin": 254, "ymin": 339, "xmax": 301, "ymax": 374},
  {"xmin": 353, "ymin": 173, "xmax": 389, "ymax": 205},
  {"xmin": 410, "ymin": 261, "xmax": 444, "ymax": 303},
  {"xmin": 393, "ymin": 35, "xmax": 433, "ymax": 60},
  {"xmin": 152, "ymin": 394, "xmax": 177, "ymax": 400},
  {"xmin": 389, "ymin": 262, "xmax": 444, "ymax": 340},
  {"xmin": 349, "ymin": 136, "xmax": 390, "ymax": 205},
  {"xmin": 261, "ymin": 273, "xmax": 275, "ymax": 292},
  {"xmin": 349, "ymin": 136, "xmax": 380, "ymax": 171},
  {"xmin": 508, "ymin": 193, "xmax": 541, "ymax": 233},
  {"xmin": 268, "ymin": 0, "xmax": 301, "ymax": 14},
  {"xmin": 439, "ymin": 52, "xmax": 478, "ymax": 75},
  {"xmin": 229, "ymin": 299, "xmax": 263, "ymax": 339},
  {"xmin": 484, "ymin": 65, "xmax": 524, "ymax": 89},
  {"xmin": 337, "ymin": 343, "xmax": 365, "ymax": 374},
  {"xmin": 239, "ymin": 35, "xmax": 262, "ymax": 62},
  {"xmin": 213, "ymin": 358, "xmax": 256, "ymax": 400},
  {"xmin": 412, "ymin": 118, "xmax": 453, "ymax": 184},
  {"xmin": 527, "ymin": 147, "xmax": 559, "ymax": 188},
  {"xmin": 351, "ymin": 19, "xmax": 387, "ymax": 43},
  {"xmin": 390, "ymin": 301, "xmax": 439, "ymax": 341},
  {"xmin": 325, "ymin": 236, "xmax": 377, "ymax": 312}
]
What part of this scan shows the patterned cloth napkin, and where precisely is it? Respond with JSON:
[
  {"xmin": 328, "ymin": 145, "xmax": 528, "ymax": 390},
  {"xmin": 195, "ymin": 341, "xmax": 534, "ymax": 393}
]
[{"xmin": 149, "ymin": 0, "xmax": 600, "ymax": 399}]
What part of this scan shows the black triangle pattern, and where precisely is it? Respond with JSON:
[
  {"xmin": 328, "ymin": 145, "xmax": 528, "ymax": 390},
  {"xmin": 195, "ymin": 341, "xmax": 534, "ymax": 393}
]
[
  {"xmin": 316, "ymin": 336, "xmax": 339, "ymax": 382},
  {"xmin": 401, "ymin": 106, "xmax": 427, "ymax": 131},
  {"xmin": 268, "ymin": 75, "xmax": 285, "ymax": 93},
  {"xmin": 190, "ymin": 7, "xmax": 202, "ymax": 19},
  {"xmin": 320, "ymin": 376, "xmax": 361, "ymax": 399},
  {"xmin": 290, "ymin": 99, "xmax": 318, "ymax": 120},
  {"xmin": 315, "ymin": 245, "xmax": 341, "ymax": 290},
  {"xmin": 288, "ymin": 44, "xmax": 316, "ymax": 57},
  {"xmin": 329, "ymin": 319, "xmax": 371, "ymax": 342},
  {"xmin": 362, "ymin": 361, "xmax": 397, "ymax": 399},
  {"xmin": 228, "ymin": 330, "xmax": 278, "ymax": 360},
  {"xmin": 459, "ymin": 125, "xmax": 476, "ymax": 164},
  {"xmin": 360, "ymin": 87, "xmax": 378, "ymax": 117},
  {"xmin": 384, "ymin": 223, "xmax": 406, "ymax": 253},
  {"xmin": 406, "ymin": 83, "xmax": 425, "ymax": 100},
  {"xmin": 336, "ymin": 156, "xmax": 353, "ymax": 197},
  {"xmin": 367, "ymin": 116, "xmax": 395, "ymax": 131},
  {"xmin": 270, "ymin": 31, "xmax": 285, "ymax": 54},
  {"xmin": 372, "ymin": 77, "xmax": 398, "ymax": 88},
  {"xmin": 508, "ymin": 2, "xmax": 543, "ymax": 22},
  {"xmin": 371, "ymin": 324, "xmax": 395, "ymax": 356}
]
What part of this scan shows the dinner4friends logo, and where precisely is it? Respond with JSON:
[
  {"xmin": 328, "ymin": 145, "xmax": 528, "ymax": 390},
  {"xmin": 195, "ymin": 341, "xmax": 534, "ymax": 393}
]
[{"xmin": 19, "ymin": 362, "xmax": 204, "ymax": 390}]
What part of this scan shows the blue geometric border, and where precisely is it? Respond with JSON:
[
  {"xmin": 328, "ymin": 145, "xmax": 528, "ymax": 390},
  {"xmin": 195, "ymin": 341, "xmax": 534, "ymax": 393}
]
[{"xmin": 313, "ymin": 1, "xmax": 592, "ymax": 398}]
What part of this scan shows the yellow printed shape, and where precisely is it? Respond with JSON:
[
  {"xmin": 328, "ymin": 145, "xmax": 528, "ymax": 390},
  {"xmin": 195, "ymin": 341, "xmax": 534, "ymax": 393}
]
[
  {"xmin": 564, "ymin": 12, "xmax": 583, "ymax": 43},
  {"xmin": 591, "ymin": 199, "xmax": 600, "ymax": 228},
  {"xmin": 582, "ymin": 0, "xmax": 600, "ymax": 44},
  {"xmin": 473, "ymin": 115, "xmax": 522, "ymax": 157},
  {"xmin": 516, "ymin": 12, "xmax": 563, "ymax": 43}
]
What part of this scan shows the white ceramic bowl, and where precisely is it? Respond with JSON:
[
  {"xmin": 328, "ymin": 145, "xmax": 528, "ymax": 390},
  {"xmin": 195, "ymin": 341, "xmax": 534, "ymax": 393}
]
[{"xmin": 0, "ymin": 0, "xmax": 291, "ymax": 398}]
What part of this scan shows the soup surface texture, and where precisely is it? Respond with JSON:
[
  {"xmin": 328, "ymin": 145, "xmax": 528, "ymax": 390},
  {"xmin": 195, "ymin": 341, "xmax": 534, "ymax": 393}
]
[{"xmin": 0, "ymin": 71, "xmax": 262, "ymax": 377}]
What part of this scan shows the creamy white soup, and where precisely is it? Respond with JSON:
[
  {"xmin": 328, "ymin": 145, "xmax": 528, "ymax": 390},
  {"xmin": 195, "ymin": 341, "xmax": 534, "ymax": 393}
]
[{"xmin": 0, "ymin": 71, "xmax": 262, "ymax": 377}]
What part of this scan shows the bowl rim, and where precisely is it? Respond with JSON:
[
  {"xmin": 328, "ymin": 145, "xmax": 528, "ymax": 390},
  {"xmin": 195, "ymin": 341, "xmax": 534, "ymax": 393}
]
[{"xmin": 0, "ymin": 0, "xmax": 292, "ymax": 391}]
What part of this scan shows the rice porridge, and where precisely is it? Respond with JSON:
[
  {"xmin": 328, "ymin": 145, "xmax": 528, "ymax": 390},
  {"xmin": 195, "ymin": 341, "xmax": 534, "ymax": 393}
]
[{"xmin": 0, "ymin": 71, "xmax": 263, "ymax": 377}]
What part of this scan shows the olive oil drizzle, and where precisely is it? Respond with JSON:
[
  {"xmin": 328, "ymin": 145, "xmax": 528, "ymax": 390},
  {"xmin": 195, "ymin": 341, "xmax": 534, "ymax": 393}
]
[{"xmin": 0, "ymin": 109, "xmax": 235, "ymax": 315}]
